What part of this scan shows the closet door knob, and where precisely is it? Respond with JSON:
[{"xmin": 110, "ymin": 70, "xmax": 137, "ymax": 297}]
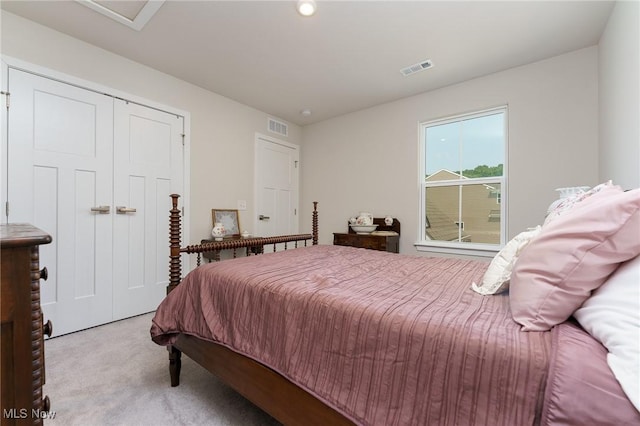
[
  {"xmin": 116, "ymin": 206, "xmax": 137, "ymax": 214},
  {"xmin": 90, "ymin": 205, "xmax": 111, "ymax": 214},
  {"xmin": 39, "ymin": 267, "xmax": 48, "ymax": 281}
]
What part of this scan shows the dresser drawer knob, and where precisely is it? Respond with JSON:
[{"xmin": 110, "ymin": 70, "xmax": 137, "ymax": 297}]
[
  {"xmin": 42, "ymin": 395, "xmax": 51, "ymax": 413},
  {"xmin": 43, "ymin": 320, "xmax": 53, "ymax": 337},
  {"xmin": 39, "ymin": 267, "xmax": 48, "ymax": 281}
]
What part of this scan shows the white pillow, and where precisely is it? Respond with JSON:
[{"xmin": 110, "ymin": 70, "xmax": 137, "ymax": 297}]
[
  {"xmin": 472, "ymin": 226, "xmax": 541, "ymax": 295},
  {"xmin": 573, "ymin": 255, "xmax": 640, "ymax": 411}
]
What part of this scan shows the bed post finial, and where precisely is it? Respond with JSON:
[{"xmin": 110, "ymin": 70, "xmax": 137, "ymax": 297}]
[
  {"xmin": 168, "ymin": 194, "xmax": 182, "ymax": 294},
  {"xmin": 312, "ymin": 201, "xmax": 318, "ymax": 245}
]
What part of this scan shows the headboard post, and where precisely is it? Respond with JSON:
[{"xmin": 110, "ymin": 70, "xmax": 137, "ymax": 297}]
[
  {"xmin": 312, "ymin": 201, "xmax": 318, "ymax": 245},
  {"xmin": 168, "ymin": 194, "xmax": 182, "ymax": 294}
]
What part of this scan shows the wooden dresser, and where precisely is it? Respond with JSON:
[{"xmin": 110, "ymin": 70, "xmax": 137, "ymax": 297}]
[
  {"xmin": 333, "ymin": 218, "xmax": 400, "ymax": 253},
  {"xmin": 1, "ymin": 224, "xmax": 53, "ymax": 425}
]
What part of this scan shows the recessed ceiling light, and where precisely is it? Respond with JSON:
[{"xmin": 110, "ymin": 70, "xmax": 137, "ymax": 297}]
[
  {"xmin": 297, "ymin": 0, "xmax": 317, "ymax": 17},
  {"xmin": 300, "ymin": 109, "xmax": 312, "ymax": 117}
]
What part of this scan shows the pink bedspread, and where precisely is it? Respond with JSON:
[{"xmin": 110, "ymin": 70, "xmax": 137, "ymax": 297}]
[
  {"xmin": 542, "ymin": 321, "xmax": 640, "ymax": 425},
  {"xmin": 151, "ymin": 245, "xmax": 552, "ymax": 425}
]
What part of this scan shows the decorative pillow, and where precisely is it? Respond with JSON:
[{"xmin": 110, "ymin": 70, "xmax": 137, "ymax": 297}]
[
  {"xmin": 510, "ymin": 186, "xmax": 640, "ymax": 331},
  {"xmin": 544, "ymin": 181, "xmax": 613, "ymax": 225},
  {"xmin": 471, "ymin": 226, "xmax": 541, "ymax": 295},
  {"xmin": 573, "ymin": 255, "xmax": 640, "ymax": 412}
]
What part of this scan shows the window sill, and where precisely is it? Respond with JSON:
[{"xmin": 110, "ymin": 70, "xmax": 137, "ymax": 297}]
[{"xmin": 414, "ymin": 241, "xmax": 499, "ymax": 258}]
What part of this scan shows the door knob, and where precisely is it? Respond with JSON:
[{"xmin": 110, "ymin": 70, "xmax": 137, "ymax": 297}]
[
  {"xmin": 259, "ymin": 215, "xmax": 270, "ymax": 221},
  {"xmin": 90, "ymin": 205, "xmax": 110, "ymax": 214},
  {"xmin": 116, "ymin": 206, "xmax": 137, "ymax": 214}
]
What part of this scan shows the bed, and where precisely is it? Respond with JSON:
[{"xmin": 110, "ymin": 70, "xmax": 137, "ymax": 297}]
[{"xmin": 151, "ymin": 189, "xmax": 640, "ymax": 425}]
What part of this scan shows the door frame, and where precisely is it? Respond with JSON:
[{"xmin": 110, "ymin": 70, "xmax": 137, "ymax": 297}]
[
  {"xmin": 1, "ymin": 58, "xmax": 9, "ymax": 223},
  {"xmin": 253, "ymin": 132, "xmax": 300, "ymax": 236},
  {"xmin": 1, "ymin": 55, "xmax": 191, "ymax": 268}
]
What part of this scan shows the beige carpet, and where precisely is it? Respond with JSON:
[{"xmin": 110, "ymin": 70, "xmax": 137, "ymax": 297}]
[{"xmin": 43, "ymin": 312, "xmax": 281, "ymax": 426}]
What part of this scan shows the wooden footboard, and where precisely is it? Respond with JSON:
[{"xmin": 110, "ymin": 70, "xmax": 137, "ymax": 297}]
[
  {"xmin": 173, "ymin": 335, "xmax": 353, "ymax": 425},
  {"xmin": 164, "ymin": 194, "xmax": 353, "ymax": 425}
]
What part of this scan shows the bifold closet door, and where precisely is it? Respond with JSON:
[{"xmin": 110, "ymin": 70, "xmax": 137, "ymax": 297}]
[
  {"xmin": 7, "ymin": 69, "xmax": 185, "ymax": 335},
  {"xmin": 7, "ymin": 69, "xmax": 114, "ymax": 336},
  {"xmin": 112, "ymin": 99, "xmax": 184, "ymax": 320}
]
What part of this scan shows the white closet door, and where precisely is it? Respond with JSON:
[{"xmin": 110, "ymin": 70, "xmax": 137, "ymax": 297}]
[
  {"xmin": 7, "ymin": 69, "xmax": 114, "ymax": 336},
  {"xmin": 112, "ymin": 99, "xmax": 184, "ymax": 319}
]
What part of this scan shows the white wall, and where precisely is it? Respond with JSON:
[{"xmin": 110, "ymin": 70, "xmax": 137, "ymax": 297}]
[
  {"xmin": 6, "ymin": 7, "xmax": 633, "ymax": 260},
  {"xmin": 599, "ymin": 0, "xmax": 640, "ymax": 189},
  {"xmin": 0, "ymin": 11, "xmax": 302, "ymax": 255},
  {"xmin": 301, "ymin": 47, "xmax": 600, "ymax": 254}
]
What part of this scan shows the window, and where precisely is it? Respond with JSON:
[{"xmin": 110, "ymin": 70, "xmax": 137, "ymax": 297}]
[{"xmin": 417, "ymin": 107, "xmax": 507, "ymax": 256}]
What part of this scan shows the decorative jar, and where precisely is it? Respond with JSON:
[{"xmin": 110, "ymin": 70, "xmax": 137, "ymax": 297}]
[
  {"xmin": 211, "ymin": 222, "xmax": 226, "ymax": 241},
  {"xmin": 356, "ymin": 212, "xmax": 373, "ymax": 226}
]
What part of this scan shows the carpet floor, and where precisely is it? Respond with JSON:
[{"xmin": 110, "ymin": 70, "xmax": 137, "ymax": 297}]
[{"xmin": 42, "ymin": 312, "xmax": 281, "ymax": 426}]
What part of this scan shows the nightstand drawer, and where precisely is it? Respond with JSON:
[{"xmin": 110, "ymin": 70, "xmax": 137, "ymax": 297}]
[{"xmin": 333, "ymin": 233, "xmax": 399, "ymax": 253}]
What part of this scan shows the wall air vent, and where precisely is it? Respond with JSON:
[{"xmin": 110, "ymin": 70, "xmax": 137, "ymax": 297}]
[
  {"xmin": 268, "ymin": 118, "xmax": 288, "ymax": 137},
  {"xmin": 400, "ymin": 59, "xmax": 434, "ymax": 77}
]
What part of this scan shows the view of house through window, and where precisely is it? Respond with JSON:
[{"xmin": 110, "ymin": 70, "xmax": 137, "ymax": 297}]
[{"xmin": 419, "ymin": 107, "xmax": 506, "ymax": 251}]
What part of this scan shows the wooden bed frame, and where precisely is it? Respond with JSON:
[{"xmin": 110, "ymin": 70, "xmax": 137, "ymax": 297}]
[{"xmin": 166, "ymin": 194, "xmax": 354, "ymax": 425}]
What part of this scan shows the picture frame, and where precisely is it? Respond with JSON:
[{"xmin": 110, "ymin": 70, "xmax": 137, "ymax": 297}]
[{"xmin": 211, "ymin": 209, "xmax": 241, "ymax": 237}]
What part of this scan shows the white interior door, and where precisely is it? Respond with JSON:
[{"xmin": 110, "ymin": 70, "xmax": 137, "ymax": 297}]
[
  {"xmin": 255, "ymin": 135, "xmax": 299, "ymax": 242},
  {"xmin": 112, "ymin": 99, "xmax": 183, "ymax": 320},
  {"xmin": 6, "ymin": 68, "xmax": 114, "ymax": 336}
]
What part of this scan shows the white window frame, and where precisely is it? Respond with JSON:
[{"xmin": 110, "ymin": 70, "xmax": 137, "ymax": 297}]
[{"xmin": 416, "ymin": 106, "xmax": 508, "ymax": 258}]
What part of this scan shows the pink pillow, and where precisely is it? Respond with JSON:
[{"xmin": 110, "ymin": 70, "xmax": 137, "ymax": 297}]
[
  {"xmin": 544, "ymin": 181, "xmax": 613, "ymax": 225},
  {"xmin": 510, "ymin": 186, "xmax": 640, "ymax": 331}
]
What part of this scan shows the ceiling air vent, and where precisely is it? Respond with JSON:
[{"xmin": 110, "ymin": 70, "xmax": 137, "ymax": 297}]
[
  {"xmin": 268, "ymin": 118, "xmax": 288, "ymax": 137},
  {"xmin": 400, "ymin": 59, "xmax": 434, "ymax": 77}
]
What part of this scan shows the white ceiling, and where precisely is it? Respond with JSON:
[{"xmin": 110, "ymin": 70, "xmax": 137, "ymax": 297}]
[{"xmin": 1, "ymin": 0, "xmax": 615, "ymax": 125}]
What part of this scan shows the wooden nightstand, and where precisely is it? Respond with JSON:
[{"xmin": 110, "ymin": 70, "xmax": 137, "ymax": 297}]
[{"xmin": 333, "ymin": 218, "xmax": 400, "ymax": 253}]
